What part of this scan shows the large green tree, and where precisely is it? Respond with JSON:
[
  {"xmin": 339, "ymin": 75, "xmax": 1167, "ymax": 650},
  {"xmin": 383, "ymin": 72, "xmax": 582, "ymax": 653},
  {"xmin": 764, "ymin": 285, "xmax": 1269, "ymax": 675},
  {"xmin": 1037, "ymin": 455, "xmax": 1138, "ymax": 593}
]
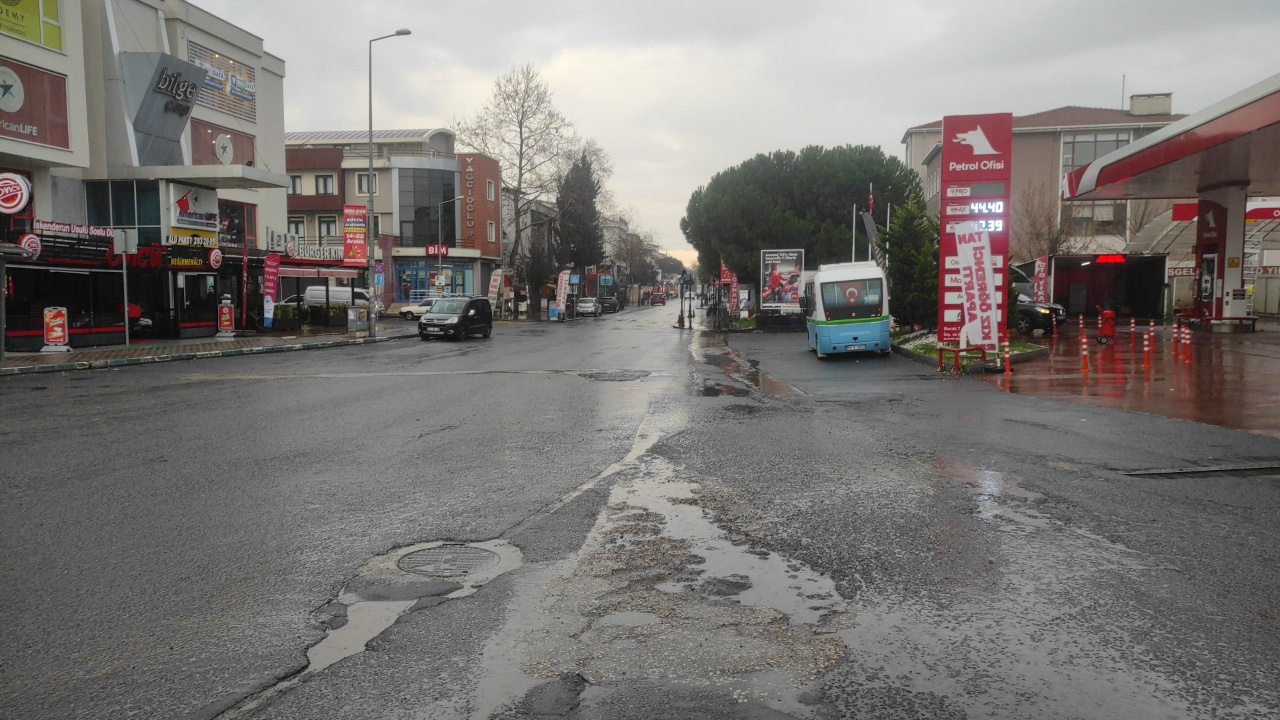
[
  {"xmin": 878, "ymin": 195, "xmax": 939, "ymax": 330},
  {"xmin": 680, "ymin": 145, "xmax": 920, "ymax": 284},
  {"xmin": 556, "ymin": 153, "xmax": 605, "ymax": 272}
]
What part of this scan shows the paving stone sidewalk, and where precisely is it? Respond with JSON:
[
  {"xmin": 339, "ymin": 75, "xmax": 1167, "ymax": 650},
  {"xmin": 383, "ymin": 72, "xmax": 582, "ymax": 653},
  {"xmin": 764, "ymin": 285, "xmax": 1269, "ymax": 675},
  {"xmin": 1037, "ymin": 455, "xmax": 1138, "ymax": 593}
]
[{"xmin": 0, "ymin": 324, "xmax": 419, "ymax": 376}]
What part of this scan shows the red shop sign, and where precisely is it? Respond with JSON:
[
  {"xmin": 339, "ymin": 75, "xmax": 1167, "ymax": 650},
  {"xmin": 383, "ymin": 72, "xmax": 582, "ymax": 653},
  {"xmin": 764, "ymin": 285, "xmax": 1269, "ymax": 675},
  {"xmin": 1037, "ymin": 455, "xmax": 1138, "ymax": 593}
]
[{"xmin": 217, "ymin": 304, "xmax": 234, "ymax": 332}]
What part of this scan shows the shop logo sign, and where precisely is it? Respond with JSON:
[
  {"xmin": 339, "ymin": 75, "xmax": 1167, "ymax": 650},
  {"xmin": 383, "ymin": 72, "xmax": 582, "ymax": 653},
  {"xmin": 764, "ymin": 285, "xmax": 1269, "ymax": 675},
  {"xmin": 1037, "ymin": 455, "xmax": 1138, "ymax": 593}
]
[
  {"xmin": 952, "ymin": 126, "xmax": 1000, "ymax": 156},
  {"xmin": 208, "ymin": 248, "xmax": 223, "ymax": 269},
  {"xmin": 0, "ymin": 172, "xmax": 31, "ymax": 214},
  {"xmin": 18, "ymin": 232, "xmax": 40, "ymax": 258},
  {"xmin": 0, "ymin": 65, "xmax": 24, "ymax": 113}
]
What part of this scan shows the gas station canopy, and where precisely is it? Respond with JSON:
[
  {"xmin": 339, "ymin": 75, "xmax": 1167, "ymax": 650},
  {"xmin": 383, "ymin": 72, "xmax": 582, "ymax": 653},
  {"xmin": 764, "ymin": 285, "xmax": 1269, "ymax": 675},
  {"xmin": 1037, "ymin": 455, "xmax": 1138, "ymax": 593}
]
[{"xmin": 1064, "ymin": 72, "xmax": 1280, "ymax": 201}]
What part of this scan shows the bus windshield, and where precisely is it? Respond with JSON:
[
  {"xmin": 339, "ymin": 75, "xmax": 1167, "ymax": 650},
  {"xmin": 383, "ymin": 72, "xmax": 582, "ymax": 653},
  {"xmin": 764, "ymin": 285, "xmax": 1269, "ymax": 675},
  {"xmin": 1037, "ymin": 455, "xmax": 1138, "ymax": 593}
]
[{"xmin": 820, "ymin": 279, "xmax": 883, "ymax": 321}]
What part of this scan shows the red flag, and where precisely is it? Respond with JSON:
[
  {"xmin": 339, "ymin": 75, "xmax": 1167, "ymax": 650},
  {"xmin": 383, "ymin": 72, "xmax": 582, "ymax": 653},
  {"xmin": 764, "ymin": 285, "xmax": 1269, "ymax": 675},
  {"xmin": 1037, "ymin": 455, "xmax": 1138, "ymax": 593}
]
[{"xmin": 868, "ymin": 183, "xmax": 875, "ymax": 216}]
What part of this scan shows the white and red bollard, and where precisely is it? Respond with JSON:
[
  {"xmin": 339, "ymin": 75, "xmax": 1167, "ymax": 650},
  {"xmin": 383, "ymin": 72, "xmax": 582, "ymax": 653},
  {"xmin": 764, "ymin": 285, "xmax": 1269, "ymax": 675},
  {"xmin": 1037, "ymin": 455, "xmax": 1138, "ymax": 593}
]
[
  {"xmin": 1142, "ymin": 331, "xmax": 1151, "ymax": 370},
  {"xmin": 1130, "ymin": 317, "xmax": 1137, "ymax": 347},
  {"xmin": 1004, "ymin": 342, "xmax": 1013, "ymax": 375},
  {"xmin": 1173, "ymin": 319, "xmax": 1181, "ymax": 353},
  {"xmin": 1182, "ymin": 325, "xmax": 1193, "ymax": 363},
  {"xmin": 1080, "ymin": 333, "xmax": 1090, "ymax": 373}
]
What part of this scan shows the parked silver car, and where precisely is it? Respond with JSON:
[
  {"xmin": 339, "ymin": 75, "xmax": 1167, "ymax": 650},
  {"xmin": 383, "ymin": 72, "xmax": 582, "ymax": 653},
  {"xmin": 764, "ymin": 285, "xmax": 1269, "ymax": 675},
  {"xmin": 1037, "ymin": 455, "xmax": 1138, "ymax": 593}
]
[{"xmin": 576, "ymin": 297, "xmax": 602, "ymax": 317}]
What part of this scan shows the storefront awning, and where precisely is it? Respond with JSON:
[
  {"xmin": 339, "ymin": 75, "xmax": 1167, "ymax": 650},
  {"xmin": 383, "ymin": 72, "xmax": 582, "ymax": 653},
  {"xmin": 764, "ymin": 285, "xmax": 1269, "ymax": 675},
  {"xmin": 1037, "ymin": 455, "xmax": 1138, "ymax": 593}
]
[
  {"xmin": 102, "ymin": 164, "xmax": 290, "ymax": 190},
  {"xmin": 278, "ymin": 265, "xmax": 358, "ymax": 278},
  {"xmin": 1064, "ymin": 72, "xmax": 1280, "ymax": 201}
]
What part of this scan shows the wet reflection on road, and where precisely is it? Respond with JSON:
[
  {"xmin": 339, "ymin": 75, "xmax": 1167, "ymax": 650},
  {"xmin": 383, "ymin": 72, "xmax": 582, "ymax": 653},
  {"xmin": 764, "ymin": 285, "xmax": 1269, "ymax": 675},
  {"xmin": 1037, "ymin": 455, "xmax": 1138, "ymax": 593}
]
[{"xmin": 983, "ymin": 327, "xmax": 1280, "ymax": 438}]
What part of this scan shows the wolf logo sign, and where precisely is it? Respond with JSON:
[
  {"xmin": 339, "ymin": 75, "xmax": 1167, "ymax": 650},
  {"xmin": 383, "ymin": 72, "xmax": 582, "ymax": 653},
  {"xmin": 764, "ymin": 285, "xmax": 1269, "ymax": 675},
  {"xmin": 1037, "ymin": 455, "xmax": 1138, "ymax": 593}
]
[{"xmin": 952, "ymin": 126, "xmax": 1000, "ymax": 156}]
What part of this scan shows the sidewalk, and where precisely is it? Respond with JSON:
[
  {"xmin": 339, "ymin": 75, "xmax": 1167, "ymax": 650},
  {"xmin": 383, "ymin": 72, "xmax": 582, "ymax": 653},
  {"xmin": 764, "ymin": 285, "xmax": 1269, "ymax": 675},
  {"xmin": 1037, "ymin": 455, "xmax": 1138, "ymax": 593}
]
[
  {"xmin": 980, "ymin": 318, "xmax": 1280, "ymax": 439},
  {"xmin": 1, "ymin": 322, "xmax": 419, "ymax": 376}
]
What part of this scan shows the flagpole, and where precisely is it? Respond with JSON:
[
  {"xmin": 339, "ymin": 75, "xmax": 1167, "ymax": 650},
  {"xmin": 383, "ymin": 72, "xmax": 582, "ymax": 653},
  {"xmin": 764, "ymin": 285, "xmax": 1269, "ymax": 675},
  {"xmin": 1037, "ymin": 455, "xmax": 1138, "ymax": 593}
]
[{"xmin": 852, "ymin": 205, "xmax": 857, "ymax": 262}]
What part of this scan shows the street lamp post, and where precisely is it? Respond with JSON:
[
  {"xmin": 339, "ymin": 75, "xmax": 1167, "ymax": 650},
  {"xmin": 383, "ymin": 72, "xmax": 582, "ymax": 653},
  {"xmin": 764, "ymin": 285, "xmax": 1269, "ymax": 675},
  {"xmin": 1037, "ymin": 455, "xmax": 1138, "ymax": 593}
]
[
  {"xmin": 367, "ymin": 28, "xmax": 410, "ymax": 337},
  {"xmin": 438, "ymin": 195, "xmax": 463, "ymax": 293}
]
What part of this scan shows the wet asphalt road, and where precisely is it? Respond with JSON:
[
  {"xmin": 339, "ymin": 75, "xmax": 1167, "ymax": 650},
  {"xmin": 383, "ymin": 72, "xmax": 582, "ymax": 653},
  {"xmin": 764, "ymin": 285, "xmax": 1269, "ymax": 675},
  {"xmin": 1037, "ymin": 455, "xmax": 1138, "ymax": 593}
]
[{"xmin": 1, "ymin": 304, "xmax": 1278, "ymax": 719}]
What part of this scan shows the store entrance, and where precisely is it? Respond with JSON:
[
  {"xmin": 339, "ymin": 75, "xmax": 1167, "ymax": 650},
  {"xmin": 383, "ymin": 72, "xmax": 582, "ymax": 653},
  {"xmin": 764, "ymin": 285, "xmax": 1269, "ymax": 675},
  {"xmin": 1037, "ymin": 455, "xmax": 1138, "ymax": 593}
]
[{"xmin": 175, "ymin": 272, "xmax": 218, "ymax": 338}]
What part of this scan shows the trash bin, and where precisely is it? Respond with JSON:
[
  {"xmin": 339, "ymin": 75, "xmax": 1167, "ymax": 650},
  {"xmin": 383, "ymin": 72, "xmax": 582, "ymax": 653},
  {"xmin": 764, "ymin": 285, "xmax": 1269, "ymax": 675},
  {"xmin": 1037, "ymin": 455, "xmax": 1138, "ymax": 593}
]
[{"xmin": 348, "ymin": 306, "xmax": 368, "ymax": 337}]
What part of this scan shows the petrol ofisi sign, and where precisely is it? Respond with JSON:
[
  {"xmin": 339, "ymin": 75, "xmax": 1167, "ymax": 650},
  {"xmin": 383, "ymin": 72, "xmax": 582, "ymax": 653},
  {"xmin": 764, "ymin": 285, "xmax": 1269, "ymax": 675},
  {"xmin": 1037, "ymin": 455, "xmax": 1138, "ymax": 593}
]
[{"xmin": 937, "ymin": 113, "xmax": 1012, "ymax": 350}]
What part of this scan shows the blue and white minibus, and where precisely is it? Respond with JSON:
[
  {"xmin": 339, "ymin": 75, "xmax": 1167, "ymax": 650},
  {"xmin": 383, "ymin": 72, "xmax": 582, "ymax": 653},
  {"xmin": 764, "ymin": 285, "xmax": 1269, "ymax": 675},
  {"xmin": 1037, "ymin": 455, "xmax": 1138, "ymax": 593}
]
[{"xmin": 801, "ymin": 262, "xmax": 890, "ymax": 358}]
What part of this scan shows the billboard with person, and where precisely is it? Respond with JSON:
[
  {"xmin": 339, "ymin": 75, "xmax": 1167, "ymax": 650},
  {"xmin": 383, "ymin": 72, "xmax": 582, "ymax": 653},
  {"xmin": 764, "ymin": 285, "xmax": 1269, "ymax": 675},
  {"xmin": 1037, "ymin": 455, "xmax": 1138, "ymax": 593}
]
[{"xmin": 760, "ymin": 249, "xmax": 804, "ymax": 313}]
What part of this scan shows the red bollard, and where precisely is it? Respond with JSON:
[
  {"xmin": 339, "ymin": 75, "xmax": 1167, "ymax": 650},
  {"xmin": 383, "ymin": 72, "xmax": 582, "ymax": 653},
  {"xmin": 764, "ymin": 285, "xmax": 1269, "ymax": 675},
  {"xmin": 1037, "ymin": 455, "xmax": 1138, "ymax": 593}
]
[
  {"xmin": 1173, "ymin": 319, "xmax": 1180, "ymax": 352},
  {"xmin": 1129, "ymin": 317, "xmax": 1136, "ymax": 347},
  {"xmin": 1080, "ymin": 334, "xmax": 1090, "ymax": 373},
  {"xmin": 1183, "ymin": 326, "xmax": 1193, "ymax": 363},
  {"xmin": 1004, "ymin": 342, "xmax": 1013, "ymax": 375},
  {"xmin": 1051, "ymin": 313, "xmax": 1057, "ymax": 337},
  {"xmin": 1142, "ymin": 331, "xmax": 1151, "ymax": 369}
]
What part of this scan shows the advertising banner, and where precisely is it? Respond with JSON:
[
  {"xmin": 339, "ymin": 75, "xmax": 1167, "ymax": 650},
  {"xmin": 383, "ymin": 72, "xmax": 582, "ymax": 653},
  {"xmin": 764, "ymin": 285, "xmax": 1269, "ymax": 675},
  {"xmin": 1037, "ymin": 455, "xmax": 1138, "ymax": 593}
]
[
  {"xmin": 263, "ymin": 253, "xmax": 280, "ymax": 328},
  {"xmin": 954, "ymin": 224, "xmax": 999, "ymax": 350},
  {"xmin": 1033, "ymin": 256, "xmax": 1049, "ymax": 303},
  {"xmin": 760, "ymin": 249, "xmax": 803, "ymax": 312},
  {"xmin": 938, "ymin": 113, "xmax": 1012, "ymax": 345},
  {"xmin": 0, "ymin": 56, "xmax": 70, "ymax": 148},
  {"xmin": 42, "ymin": 307, "xmax": 68, "ymax": 347},
  {"xmin": 217, "ymin": 303, "xmax": 234, "ymax": 333},
  {"xmin": 0, "ymin": 1, "xmax": 62, "ymax": 51},
  {"xmin": 556, "ymin": 270, "xmax": 571, "ymax": 316},
  {"xmin": 171, "ymin": 183, "xmax": 219, "ymax": 231},
  {"xmin": 487, "ymin": 269, "xmax": 503, "ymax": 307},
  {"xmin": 720, "ymin": 258, "xmax": 739, "ymax": 314},
  {"xmin": 342, "ymin": 205, "xmax": 367, "ymax": 268}
]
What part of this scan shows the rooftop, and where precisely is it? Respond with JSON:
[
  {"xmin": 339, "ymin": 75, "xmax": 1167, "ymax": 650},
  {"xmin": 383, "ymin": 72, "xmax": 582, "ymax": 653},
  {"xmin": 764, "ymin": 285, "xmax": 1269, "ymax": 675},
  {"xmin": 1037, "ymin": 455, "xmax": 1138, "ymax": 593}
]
[
  {"xmin": 284, "ymin": 129, "xmax": 453, "ymax": 145},
  {"xmin": 903, "ymin": 106, "xmax": 1186, "ymax": 138}
]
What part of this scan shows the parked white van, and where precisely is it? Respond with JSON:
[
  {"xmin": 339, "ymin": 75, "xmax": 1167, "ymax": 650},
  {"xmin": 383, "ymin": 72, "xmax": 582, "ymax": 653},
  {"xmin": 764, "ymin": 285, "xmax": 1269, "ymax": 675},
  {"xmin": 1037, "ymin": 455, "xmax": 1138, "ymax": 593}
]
[{"xmin": 301, "ymin": 286, "xmax": 375, "ymax": 307}]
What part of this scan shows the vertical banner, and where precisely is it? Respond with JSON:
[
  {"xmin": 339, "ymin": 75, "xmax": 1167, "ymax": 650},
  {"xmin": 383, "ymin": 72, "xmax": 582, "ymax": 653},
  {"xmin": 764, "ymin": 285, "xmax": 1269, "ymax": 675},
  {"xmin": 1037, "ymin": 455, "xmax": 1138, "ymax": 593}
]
[
  {"xmin": 556, "ymin": 270, "xmax": 571, "ymax": 316},
  {"xmin": 938, "ymin": 113, "xmax": 1012, "ymax": 346},
  {"xmin": 217, "ymin": 303, "xmax": 234, "ymax": 333},
  {"xmin": 720, "ymin": 259, "xmax": 739, "ymax": 314},
  {"xmin": 342, "ymin": 205, "xmax": 367, "ymax": 268},
  {"xmin": 760, "ymin": 249, "xmax": 804, "ymax": 312},
  {"xmin": 954, "ymin": 225, "xmax": 999, "ymax": 350},
  {"xmin": 263, "ymin": 253, "xmax": 280, "ymax": 328},
  {"xmin": 487, "ymin": 269, "xmax": 503, "ymax": 307},
  {"xmin": 1033, "ymin": 255, "xmax": 1049, "ymax": 303}
]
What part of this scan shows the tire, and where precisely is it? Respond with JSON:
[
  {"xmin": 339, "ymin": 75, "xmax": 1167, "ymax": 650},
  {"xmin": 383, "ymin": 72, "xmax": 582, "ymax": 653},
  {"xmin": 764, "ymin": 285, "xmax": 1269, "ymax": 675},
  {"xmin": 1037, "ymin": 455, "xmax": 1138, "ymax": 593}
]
[
  {"xmin": 1016, "ymin": 315, "xmax": 1033, "ymax": 336},
  {"xmin": 419, "ymin": 333, "xmax": 429, "ymax": 341},
  {"xmin": 457, "ymin": 327, "xmax": 467, "ymax": 341},
  {"xmin": 402, "ymin": 311, "xmax": 413, "ymax": 320},
  {"xmin": 483, "ymin": 325, "xmax": 492, "ymax": 338}
]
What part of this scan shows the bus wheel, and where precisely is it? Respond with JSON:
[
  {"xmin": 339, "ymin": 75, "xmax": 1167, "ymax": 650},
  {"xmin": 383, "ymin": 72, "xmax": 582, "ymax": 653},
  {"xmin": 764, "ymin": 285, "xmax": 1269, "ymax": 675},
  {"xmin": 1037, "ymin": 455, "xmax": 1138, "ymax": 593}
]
[{"xmin": 816, "ymin": 350, "xmax": 829, "ymax": 360}]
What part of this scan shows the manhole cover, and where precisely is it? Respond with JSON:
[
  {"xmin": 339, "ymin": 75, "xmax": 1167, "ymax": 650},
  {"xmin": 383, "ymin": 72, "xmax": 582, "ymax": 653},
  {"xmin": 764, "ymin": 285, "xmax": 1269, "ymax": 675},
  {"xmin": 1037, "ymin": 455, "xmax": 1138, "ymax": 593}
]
[{"xmin": 398, "ymin": 545, "xmax": 501, "ymax": 577}]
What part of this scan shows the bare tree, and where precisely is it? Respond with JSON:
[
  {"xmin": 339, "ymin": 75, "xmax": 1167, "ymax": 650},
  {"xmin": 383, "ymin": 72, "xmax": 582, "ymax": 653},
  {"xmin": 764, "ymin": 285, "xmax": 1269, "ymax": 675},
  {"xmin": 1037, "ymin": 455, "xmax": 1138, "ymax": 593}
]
[
  {"xmin": 1126, "ymin": 198, "xmax": 1169, "ymax": 243},
  {"xmin": 454, "ymin": 64, "xmax": 578, "ymax": 276},
  {"xmin": 1014, "ymin": 183, "xmax": 1095, "ymax": 261}
]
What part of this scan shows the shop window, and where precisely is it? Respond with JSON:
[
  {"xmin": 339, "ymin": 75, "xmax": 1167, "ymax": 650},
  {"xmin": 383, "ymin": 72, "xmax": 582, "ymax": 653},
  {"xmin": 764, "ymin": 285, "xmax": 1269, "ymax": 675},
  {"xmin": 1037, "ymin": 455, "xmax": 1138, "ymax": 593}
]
[
  {"xmin": 318, "ymin": 216, "xmax": 337, "ymax": 239},
  {"xmin": 288, "ymin": 216, "xmax": 305, "ymax": 236},
  {"xmin": 316, "ymin": 175, "xmax": 335, "ymax": 195},
  {"xmin": 358, "ymin": 173, "xmax": 377, "ymax": 195},
  {"xmin": 288, "ymin": 176, "xmax": 302, "ymax": 195}
]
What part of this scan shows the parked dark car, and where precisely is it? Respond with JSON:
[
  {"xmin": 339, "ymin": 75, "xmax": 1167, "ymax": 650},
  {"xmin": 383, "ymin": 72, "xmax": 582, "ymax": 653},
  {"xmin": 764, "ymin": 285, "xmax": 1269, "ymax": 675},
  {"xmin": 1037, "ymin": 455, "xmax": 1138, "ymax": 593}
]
[
  {"xmin": 651, "ymin": 293, "xmax": 666, "ymax": 305},
  {"xmin": 599, "ymin": 296, "xmax": 619, "ymax": 313},
  {"xmin": 418, "ymin": 296, "xmax": 493, "ymax": 341},
  {"xmin": 1015, "ymin": 293, "xmax": 1066, "ymax": 335}
]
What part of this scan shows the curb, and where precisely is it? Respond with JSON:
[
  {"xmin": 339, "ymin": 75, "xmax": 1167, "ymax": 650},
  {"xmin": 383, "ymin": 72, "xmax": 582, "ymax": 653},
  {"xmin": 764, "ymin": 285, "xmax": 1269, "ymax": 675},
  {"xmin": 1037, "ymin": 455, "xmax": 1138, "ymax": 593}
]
[
  {"xmin": 0, "ymin": 333, "xmax": 418, "ymax": 377},
  {"xmin": 890, "ymin": 343, "xmax": 1048, "ymax": 374}
]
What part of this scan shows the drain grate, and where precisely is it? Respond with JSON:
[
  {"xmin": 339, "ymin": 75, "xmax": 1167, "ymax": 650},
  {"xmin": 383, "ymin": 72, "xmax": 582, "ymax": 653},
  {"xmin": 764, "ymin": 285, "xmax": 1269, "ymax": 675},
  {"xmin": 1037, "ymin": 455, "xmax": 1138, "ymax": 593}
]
[
  {"xmin": 1123, "ymin": 463, "xmax": 1280, "ymax": 480},
  {"xmin": 397, "ymin": 545, "xmax": 501, "ymax": 577}
]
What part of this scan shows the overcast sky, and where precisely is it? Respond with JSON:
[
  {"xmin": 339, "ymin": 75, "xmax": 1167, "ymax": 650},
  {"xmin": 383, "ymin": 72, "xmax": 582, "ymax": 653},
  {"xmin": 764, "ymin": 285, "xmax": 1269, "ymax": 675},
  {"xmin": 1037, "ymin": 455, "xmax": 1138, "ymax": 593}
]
[{"xmin": 194, "ymin": 0, "xmax": 1280, "ymax": 266}]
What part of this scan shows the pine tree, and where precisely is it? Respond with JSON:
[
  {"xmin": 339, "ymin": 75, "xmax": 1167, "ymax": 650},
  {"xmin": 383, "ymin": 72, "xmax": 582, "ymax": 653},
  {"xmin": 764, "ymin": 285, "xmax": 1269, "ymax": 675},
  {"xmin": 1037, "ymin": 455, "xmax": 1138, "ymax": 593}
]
[
  {"xmin": 880, "ymin": 196, "xmax": 939, "ymax": 330},
  {"xmin": 556, "ymin": 154, "xmax": 605, "ymax": 273}
]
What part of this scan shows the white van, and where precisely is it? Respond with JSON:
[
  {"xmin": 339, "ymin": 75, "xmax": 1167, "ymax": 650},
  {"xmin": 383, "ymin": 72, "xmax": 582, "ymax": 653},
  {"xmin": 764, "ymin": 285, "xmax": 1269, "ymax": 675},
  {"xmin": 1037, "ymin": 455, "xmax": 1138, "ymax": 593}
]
[{"xmin": 302, "ymin": 286, "xmax": 375, "ymax": 307}]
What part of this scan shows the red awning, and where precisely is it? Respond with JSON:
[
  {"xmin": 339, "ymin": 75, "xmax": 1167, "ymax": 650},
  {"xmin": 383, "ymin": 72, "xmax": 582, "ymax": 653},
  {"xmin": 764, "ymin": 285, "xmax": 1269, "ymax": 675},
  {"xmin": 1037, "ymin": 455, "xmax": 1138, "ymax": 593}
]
[{"xmin": 1064, "ymin": 72, "xmax": 1280, "ymax": 201}]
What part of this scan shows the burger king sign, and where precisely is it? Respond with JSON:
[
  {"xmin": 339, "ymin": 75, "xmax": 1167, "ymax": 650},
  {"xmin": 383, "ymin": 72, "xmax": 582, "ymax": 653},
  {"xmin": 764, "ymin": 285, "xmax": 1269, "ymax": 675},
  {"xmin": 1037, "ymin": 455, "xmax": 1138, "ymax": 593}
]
[{"xmin": 0, "ymin": 173, "xmax": 32, "ymax": 215}]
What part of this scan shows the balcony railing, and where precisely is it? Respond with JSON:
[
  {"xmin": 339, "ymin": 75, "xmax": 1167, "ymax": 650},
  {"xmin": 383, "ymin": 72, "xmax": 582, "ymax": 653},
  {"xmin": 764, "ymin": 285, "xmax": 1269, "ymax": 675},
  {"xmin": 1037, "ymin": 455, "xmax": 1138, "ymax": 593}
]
[{"xmin": 342, "ymin": 147, "xmax": 456, "ymax": 160}]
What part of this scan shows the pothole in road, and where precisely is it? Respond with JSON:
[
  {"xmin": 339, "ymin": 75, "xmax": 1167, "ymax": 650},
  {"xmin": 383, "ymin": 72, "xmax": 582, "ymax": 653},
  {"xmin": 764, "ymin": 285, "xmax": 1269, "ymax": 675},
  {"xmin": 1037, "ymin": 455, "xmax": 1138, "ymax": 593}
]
[
  {"xmin": 573, "ymin": 369, "xmax": 652, "ymax": 382},
  {"xmin": 211, "ymin": 539, "xmax": 521, "ymax": 719}
]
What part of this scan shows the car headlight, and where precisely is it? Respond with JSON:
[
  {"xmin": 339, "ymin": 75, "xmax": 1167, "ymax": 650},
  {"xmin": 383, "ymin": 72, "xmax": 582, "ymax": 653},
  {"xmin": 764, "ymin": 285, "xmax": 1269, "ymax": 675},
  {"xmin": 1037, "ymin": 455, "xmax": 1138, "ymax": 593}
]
[
  {"xmin": 1037, "ymin": 307, "xmax": 1050, "ymax": 314},
  {"xmin": 445, "ymin": 317, "xmax": 459, "ymax": 325}
]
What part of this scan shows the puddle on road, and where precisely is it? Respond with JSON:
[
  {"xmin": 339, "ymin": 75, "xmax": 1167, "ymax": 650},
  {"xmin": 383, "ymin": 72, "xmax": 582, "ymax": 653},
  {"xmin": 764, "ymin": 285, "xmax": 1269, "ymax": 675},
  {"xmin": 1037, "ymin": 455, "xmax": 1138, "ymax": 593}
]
[
  {"xmin": 824, "ymin": 459, "xmax": 1252, "ymax": 717},
  {"xmin": 690, "ymin": 333, "xmax": 800, "ymax": 399},
  {"xmin": 212, "ymin": 539, "xmax": 522, "ymax": 719},
  {"xmin": 473, "ymin": 456, "xmax": 852, "ymax": 719}
]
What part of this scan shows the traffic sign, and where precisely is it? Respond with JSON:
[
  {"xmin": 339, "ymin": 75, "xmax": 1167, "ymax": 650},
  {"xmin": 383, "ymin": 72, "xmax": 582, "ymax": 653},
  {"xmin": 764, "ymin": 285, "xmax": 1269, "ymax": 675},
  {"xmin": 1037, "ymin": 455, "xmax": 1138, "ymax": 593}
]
[
  {"xmin": 570, "ymin": 274, "xmax": 580, "ymax": 284},
  {"xmin": 374, "ymin": 261, "xmax": 384, "ymax": 274},
  {"xmin": 374, "ymin": 273, "xmax": 384, "ymax": 285}
]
